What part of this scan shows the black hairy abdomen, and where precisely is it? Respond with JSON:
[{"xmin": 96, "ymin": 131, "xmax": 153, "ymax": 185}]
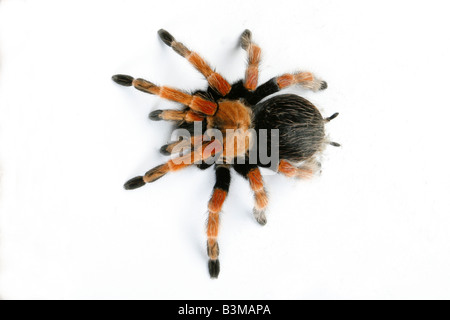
[{"xmin": 252, "ymin": 94, "xmax": 325, "ymax": 165}]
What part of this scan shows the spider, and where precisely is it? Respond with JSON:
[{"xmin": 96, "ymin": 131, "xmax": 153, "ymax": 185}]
[{"xmin": 112, "ymin": 29, "xmax": 339, "ymax": 278}]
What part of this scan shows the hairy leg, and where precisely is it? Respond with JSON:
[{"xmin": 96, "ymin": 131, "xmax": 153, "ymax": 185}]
[
  {"xmin": 206, "ymin": 164, "xmax": 231, "ymax": 278},
  {"xmin": 124, "ymin": 140, "xmax": 223, "ymax": 189},
  {"xmin": 159, "ymin": 134, "xmax": 206, "ymax": 156},
  {"xmin": 240, "ymin": 29, "xmax": 262, "ymax": 91},
  {"xmin": 249, "ymin": 72, "xmax": 327, "ymax": 105},
  {"xmin": 277, "ymin": 159, "xmax": 321, "ymax": 179},
  {"xmin": 149, "ymin": 109, "xmax": 204, "ymax": 122},
  {"xmin": 112, "ymin": 75, "xmax": 217, "ymax": 116},
  {"xmin": 158, "ymin": 29, "xmax": 231, "ymax": 96},
  {"xmin": 276, "ymin": 71, "xmax": 327, "ymax": 91},
  {"xmin": 233, "ymin": 163, "xmax": 269, "ymax": 225}
]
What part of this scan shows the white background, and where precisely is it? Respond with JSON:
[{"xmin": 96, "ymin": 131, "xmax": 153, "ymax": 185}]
[{"xmin": 1, "ymin": 0, "xmax": 449, "ymax": 299}]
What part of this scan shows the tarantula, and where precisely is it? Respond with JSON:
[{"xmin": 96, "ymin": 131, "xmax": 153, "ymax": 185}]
[{"xmin": 112, "ymin": 29, "xmax": 339, "ymax": 278}]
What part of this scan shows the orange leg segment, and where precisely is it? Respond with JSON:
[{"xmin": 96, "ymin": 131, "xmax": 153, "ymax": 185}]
[
  {"xmin": 278, "ymin": 159, "xmax": 319, "ymax": 179},
  {"xmin": 276, "ymin": 71, "xmax": 327, "ymax": 92}
]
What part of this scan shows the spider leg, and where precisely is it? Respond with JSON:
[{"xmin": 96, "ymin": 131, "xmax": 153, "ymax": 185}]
[
  {"xmin": 124, "ymin": 140, "xmax": 222, "ymax": 189},
  {"xmin": 157, "ymin": 29, "xmax": 231, "ymax": 96},
  {"xmin": 149, "ymin": 109, "xmax": 204, "ymax": 122},
  {"xmin": 206, "ymin": 164, "xmax": 231, "ymax": 278},
  {"xmin": 112, "ymin": 75, "xmax": 217, "ymax": 116},
  {"xmin": 248, "ymin": 72, "xmax": 327, "ymax": 105},
  {"xmin": 277, "ymin": 159, "xmax": 321, "ymax": 179},
  {"xmin": 240, "ymin": 30, "xmax": 262, "ymax": 92},
  {"xmin": 233, "ymin": 163, "xmax": 269, "ymax": 226},
  {"xmin": 276, "ymin": 72, "xmax": 327, "ymax": 92},
  {"xmin": 160, "ymin": 140, "xmax": 191, "ymax": 156},
  {"xmin": 159, "ymin": 134, "xmax": 206, "ymax": 156}
]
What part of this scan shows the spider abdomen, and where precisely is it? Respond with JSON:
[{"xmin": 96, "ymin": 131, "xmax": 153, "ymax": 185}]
[{"xmin": 252, "ymin": 94, "xmax": 325, "ymax": 166}]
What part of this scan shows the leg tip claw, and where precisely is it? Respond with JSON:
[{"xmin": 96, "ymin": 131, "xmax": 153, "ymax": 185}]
[
  {"xmin": 240, "ymin": 29, "xmax": 252, "ymax": 50},
  {"xmin": 208, "ymin": 259, "xmax": 220, "ymax": 279},
  {"xmin": 253, "ymin": 208, "xmax": 267, "ymax": 226},
  {"xmin": 329, "ymin": 141, "xmax": 341, "ymax": 147},
  {"xmin": 159, "ymin": 144, "xmax": 171, "ymax": 156},
  {"xmin": 319, "ymin": 80, "xmax": 328, "ymax": 90},
  {"xmin": 124, "ymin": 176, "xmax": 145, "ymax": 190},
  {"xmin": 149, "ymin": 110, "xmax": 163, "ymax": 121},
  {"xmin": 325, "ymin": 112, "xmax": 339, "ymax": 122},
  {"xmin": 158, "ymin": 29, "xmax": 175, "ymax": 46},
  {"xmin": 112, "ymin": 74, "xmax": 134, "ymax": 86}
]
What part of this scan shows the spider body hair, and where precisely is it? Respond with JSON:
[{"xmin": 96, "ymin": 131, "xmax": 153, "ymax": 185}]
[
  {"xmin": 252, "ymin": 94, "xmax": 326, "ymax": 166},
  {"xmin": 113, "ymin": 29, "xmax": 339, "ymax": 278}
]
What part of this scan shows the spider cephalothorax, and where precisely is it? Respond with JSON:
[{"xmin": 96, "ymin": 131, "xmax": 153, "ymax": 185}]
[{"xmin": 112, "ymin": 29, "xmax": 339, "ymax": 278}]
